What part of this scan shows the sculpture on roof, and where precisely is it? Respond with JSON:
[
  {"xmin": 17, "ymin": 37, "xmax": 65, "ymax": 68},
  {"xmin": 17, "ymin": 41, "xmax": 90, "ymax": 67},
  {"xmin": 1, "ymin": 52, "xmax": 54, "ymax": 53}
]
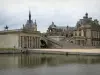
[{"xmin": 4, "ymin": 25, "xmax": 9, "ymax": 30}]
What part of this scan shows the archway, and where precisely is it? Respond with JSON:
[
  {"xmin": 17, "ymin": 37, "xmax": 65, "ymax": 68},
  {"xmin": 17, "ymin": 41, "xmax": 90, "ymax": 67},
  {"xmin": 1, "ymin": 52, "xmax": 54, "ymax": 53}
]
[
  {"xmin": 66, "ymin": 34, "xmax": 68, "ymax": 37},
  {"xmin": 40, "ymin": 40, "xmax": 48, "ymax": 48}
]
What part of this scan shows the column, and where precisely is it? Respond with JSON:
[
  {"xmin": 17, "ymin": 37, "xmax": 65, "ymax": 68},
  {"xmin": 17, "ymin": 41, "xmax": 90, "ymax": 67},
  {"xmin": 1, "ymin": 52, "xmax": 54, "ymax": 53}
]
[
  {"xmin": 24, "ymin": 36, "xmax": 26, "ymax": 48},
  {"xmin": 81, "ymin": 30, "xmax": 84, "ymax": 36},
  {"xmin": 33, "ymin": 37, "xmax": 34, "ymax": 48},
  {"xmin": 29, "ymin": 36, "xmax": 31, "ymax": 48},
  {"xmin": 23, "ymin": 36, "xmax": 25, "ymax": 48},
  {"xmin": 39, "ymin": 37, "xmax": 41, "ymax": 48},
  {"xmin": 36, "ymin": 37, "xmax": 37, "ymax": 48},
  {"xmin": 22, "ymin": 36, "xmax": 24, "ymax": 48},
  {"xmin": 19, "ymin": 36, "xmax": 21, "ymax": 48},
  {"xmin": 30, "ymin": 36, "xmax": 32, "ymax": 48},
  {"xmin": 20, "ymin": 36, "xmax": 22, "ymax": 48},
  {"xmin": 37, "ymin": 37, "xmax": 38, "ymax": 48},
  {"xmin": 36, "ymin": 37, "xmax": 38, "ymax": 48},
  {"xmin": 26, "ymin": 36, "xmax": 28, "ymax": 48},
  {"xmin": 34, "ymin": 37, "xmax": 36, "ymax": 48},
  {"xmin": 27, "ymin": 36, "xmax": 28, "ymax": 48},
  {"xmin": 28, "ymin": 36, "xmax": 30, "ymax": 48},
  {"xmin": 38, "ymin": 37, "xmax": 40, "ymax": 48}
]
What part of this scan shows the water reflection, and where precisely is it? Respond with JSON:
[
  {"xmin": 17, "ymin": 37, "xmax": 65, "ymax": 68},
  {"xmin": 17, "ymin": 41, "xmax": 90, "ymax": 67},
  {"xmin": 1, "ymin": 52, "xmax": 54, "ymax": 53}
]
[{"xmin": 0, "ymin": 54, "xmax": 100, "ymax": 69}]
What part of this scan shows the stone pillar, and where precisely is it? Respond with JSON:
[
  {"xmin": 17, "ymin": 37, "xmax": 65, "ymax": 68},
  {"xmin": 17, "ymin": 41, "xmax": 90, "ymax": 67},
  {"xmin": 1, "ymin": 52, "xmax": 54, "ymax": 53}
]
[
  {"xmin": 81, "ymin": 30, "xmax": 84, "ymax": 36},
  {"xmin": 37, "ymin": 37, "xmax": 38, "ymax": 48},
  {"xmin": 26, "ymin": 36, "xmax": 28, "ymax": 48},
  {"xmin": 33, "ymin": 37, "xmax": 34, "ymax": 48},
  {"xmin": 31, "ymin": 37, "xmax": 32, "ymax": 48},
  {"xmin": 86, "ymin": 29, "xmax": 91, "ymax": 38},
  {"xmin": 34, "ymin": 37, "xmax": 36, "ymax": 48},
  {"xmin": 24, "ymin": 36, "xmax": 26, "ymax": 48},
  {"xmin": 30, "ymin": 36, "xmax": 32, "ymax": 48},
  {"xmin": 30, "ymin": 36, "xmax": 31, "ymax": 48},
  {"xmin": 26, "ymin": 36, "xmax": 27, "ymax": 48},
  {"xmin": 86, "ymin": 29, "xmax": 92, "ymax": 46},
  {"xmin": 38, "ymin": 37, "xmax": 40, "ymax": 48},
  {"xmin": 20, "ymin": 36, "xmax": 22, "ymax": 48},
  {"xmin": 28, "ymin": 36, "xmax": 29, "ymax": 48},
  {"xmin": 22, "ymin": 36, "xmax": 24, "ymax": 48},
  {"xmin": 19, "ymin": 36, "xmax": 21, "ymax": 48},
  {"xmin": 34, "ymin": 37, "xmax": 35, "ymax": 48},
  {"xmin": 23, "ymin": 36, "xmax": 25, "ymax": 48},
  {"xmin": 36, "ymin": 37, "xmax": 37, "ymax": 48},
  {"xmin": 77, "ymin": 31, "xmax": 79, "ymax": 36},
  {"xmin": 27, "ymin": 36, "xmax": 29, "ymax": 48},
  {"xmin": 39, "ymin": 37, "xmax": 41, "ymax": 48}
]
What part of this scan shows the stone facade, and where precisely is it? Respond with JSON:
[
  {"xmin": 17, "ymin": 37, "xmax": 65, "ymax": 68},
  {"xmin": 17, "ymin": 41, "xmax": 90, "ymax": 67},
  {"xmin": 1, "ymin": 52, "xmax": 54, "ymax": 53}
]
[
  {"xmin": 0, "ymin": 33, "xmax": 19, "ymax": 48},
  {"xmin": 0, "ymin": 32, "xmax": 41, "ymax": 49},
  {"xmin": 19, "ymin": 32, "xmax": 41, "ymax": 49},
  {"xmin": 72, "ymin": 13, "xmax": 100, "ymax": 47},
  {"xmin": 0, "ymin": 11, "xmax": 41, "ymax": 49},
  {"xmin": 47, "ymin": 22, "xmax": 74, "ymax": 37}
]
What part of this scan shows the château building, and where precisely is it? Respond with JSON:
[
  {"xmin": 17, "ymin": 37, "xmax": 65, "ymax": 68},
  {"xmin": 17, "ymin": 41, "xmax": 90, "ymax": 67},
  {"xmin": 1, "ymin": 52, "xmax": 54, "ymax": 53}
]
[
  {"xmin": 0, "ymin": 11, "xmax": 41, "ymax": 49},
  {"xmin": 47, "ymin": 22, "xmax": 74, "ymax": 37},
  {"xmin": 72, "ymin": 13, "xmax": 100, "ymax": 47}
]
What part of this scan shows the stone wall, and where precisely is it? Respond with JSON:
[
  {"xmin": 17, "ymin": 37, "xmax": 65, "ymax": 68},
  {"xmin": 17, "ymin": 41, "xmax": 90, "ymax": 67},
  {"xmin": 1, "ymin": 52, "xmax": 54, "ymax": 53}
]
[{"xmin": 0, "ymin": 34, "xmax": 19, "ymax": 48}]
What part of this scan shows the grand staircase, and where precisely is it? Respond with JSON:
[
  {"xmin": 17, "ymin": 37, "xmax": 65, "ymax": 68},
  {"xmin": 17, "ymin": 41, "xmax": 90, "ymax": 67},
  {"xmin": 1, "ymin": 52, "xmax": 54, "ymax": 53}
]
[
  {"xmin": 60, "ymin": 38, "xmax": 83, "ymax": 49},
  {"xmin": 60, "ymin": 38, "xmax": 96, "ymax": 49},
  {"xmin": 41, "ymin": 35, "xmax": 96, "ymax": 49}
]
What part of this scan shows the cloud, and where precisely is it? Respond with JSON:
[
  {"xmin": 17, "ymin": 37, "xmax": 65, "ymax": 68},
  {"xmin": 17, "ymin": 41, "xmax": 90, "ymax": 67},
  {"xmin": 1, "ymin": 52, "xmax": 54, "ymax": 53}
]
[{"xmin": 0, "ymin": 0, "xmax": 100, "ymax": 32}]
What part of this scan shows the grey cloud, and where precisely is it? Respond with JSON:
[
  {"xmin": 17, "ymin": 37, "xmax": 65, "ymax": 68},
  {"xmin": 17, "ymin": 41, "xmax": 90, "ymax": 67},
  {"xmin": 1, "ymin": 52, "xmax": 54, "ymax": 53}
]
[{"xmin": 0, "ymin": 0, "xmax": 100, "ymax": 32}]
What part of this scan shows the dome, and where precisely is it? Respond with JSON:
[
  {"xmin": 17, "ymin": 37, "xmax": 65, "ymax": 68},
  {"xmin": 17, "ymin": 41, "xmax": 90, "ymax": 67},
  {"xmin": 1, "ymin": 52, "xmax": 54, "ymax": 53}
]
[{"xmin": 49, "ymin": 22, "xmax": 57, "ymax": 29}]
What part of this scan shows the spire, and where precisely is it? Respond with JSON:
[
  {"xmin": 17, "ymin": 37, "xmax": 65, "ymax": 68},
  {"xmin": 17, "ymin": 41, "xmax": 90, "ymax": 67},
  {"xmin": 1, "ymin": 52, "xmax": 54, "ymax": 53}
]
[{"xmin": 29, "ymin": 10, "xmax": 31, "ymax": 22}]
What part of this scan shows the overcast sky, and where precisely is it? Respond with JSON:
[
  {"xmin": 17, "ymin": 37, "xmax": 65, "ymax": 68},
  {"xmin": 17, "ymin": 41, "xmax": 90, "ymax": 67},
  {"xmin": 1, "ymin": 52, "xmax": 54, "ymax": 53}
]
[{"xmin": 0, "ymin": 0, "xmax": 100, "ymax": 32}]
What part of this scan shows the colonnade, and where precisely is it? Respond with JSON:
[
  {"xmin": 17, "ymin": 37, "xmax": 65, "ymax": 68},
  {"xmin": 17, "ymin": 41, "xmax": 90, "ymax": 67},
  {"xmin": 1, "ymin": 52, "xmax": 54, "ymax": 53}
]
[{"xmin": 20, "ymin": 36, "xmax": 40, "ymax": 48}]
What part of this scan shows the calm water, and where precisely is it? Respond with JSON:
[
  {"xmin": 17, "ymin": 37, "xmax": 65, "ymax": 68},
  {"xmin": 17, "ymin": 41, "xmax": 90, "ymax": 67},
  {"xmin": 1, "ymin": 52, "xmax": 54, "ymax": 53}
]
[{"xmin": 0, "ymin": 54, "xmax": 100, "ymax": 75}]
